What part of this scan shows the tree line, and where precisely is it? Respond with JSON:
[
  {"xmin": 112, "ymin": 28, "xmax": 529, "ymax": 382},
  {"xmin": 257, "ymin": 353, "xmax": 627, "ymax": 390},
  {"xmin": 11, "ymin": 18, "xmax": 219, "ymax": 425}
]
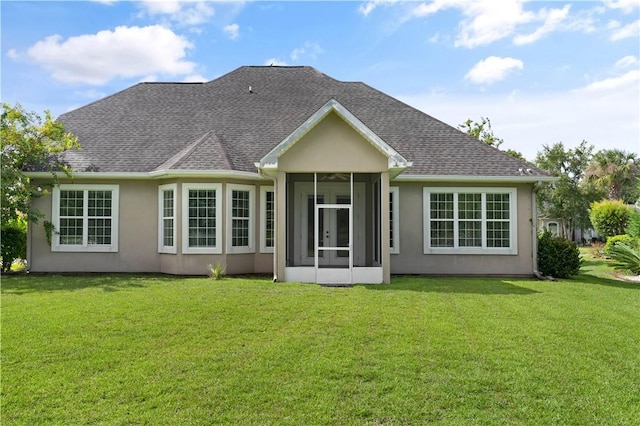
[{"xmin": 460, "ymin": 117, "xmax": 640, "ymax": 242}]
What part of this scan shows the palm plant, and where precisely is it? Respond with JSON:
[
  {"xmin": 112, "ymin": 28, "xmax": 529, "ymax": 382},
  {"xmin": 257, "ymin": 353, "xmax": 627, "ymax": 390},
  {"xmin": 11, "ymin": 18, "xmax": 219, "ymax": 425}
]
[
  {"xmin": 586, "ymin": 149, "xmax": 640, "ymax": 203},
  {"xmin": 607, "ymin": 242, "xmax": 640, "ymax": 275}
]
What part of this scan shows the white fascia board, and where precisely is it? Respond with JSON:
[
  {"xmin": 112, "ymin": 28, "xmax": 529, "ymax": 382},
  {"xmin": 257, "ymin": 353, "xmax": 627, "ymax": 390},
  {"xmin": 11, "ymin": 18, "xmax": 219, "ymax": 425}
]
[
  {"xmin": 392, "ymin": 174, "xmax": 558, "ymax": 183},
  {"xmin": 258, "ymin": 98, "xmax": 411, "ymax": 170},
  {"xmin": 25, "ymin": 171, "xmax": 150, "ymax": 180},
  {"xmin": 148, "ymin": 169, "xmax": 266, "ymax": 180},
  {"xmin": 26, "ymin": 170, "xmax": 268, "ymax": 181}
]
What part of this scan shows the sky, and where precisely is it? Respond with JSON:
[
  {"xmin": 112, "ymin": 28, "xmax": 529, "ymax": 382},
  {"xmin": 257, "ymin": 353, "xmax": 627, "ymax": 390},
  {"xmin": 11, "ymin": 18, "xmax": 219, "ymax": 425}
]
[{"xmin": 1, "ymin": 0, "xmax": 639, "ymax": 161}]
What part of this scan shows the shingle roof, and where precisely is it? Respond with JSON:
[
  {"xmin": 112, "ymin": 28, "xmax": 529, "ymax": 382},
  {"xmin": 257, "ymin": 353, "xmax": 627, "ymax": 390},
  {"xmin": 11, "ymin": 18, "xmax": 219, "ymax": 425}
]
[{"xmin": 56, "ymin": 65, "xmax": 549, "ymax": 178}]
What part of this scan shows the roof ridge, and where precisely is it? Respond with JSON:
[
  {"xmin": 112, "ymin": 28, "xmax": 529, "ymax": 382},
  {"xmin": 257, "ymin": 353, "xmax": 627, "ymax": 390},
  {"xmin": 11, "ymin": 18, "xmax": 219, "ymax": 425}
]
[{"xmin": 154, "ymin": 131, "xmax": 216, "ymax": 171}]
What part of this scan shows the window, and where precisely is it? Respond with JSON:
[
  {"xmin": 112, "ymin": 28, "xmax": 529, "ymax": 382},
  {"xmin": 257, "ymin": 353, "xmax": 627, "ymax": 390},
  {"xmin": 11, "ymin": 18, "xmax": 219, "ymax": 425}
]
[
  {"xmin": 158, "ymin": 184, "xmax": 177, "ymax": 254},
  {"xmin": 260, "ymin": 186, "xmax": 275, "ymax": 253},
  {"xmin": 390, "ymin": 187, "xmax": 399, "ymax": 254},
  {"xmin": 423, "ymin": 187, "xmax": 517, "ymax": 255},
  {"xmin": 182, "ymin": 183, "xmax": 222, "ymax": 254},
  {"xmin": 226, "ymin": 184, "xmax": 255, "ymax": 254},
  {"xmin": 52, "ymin": 184, "xmax": 119, "ymax": 252}
]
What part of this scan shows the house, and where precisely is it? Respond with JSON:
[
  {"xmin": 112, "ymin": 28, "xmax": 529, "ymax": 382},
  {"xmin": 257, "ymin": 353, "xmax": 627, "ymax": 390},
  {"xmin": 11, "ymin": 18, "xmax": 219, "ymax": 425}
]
[{"xmin": 26, "ymin": 66, "xmax": 554, "ymax": 284}]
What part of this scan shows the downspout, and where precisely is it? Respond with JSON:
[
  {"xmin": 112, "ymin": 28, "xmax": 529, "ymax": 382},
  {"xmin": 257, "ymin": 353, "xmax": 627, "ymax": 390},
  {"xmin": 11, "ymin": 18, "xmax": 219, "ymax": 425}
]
[
  {"xmin": 26, "ymin": 219, "xmax": 32, "ymax": 273},
  {"xmin": 272, "ymin": 176, "xmax": 278, "ymax": 282}
]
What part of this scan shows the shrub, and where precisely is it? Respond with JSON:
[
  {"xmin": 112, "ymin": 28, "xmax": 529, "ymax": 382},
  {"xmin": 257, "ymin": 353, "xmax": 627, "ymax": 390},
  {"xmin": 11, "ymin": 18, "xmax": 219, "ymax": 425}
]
[
  {"xmin": 537, "ymin": 231, "xmax": 581, "ymax": 278},
  {"xmin": 604, "ymin": 234, "xmax": 633, "ymax": 257},
  {"xmin": 607, "ymin": 242, "xmax": 640, "ymax": 275},
  {"xmin": 626, "ymin": 210, "xmax": 640, "ymax": 239},
  {"xmin": 207, "ymin": 263, "xmax": 225, "ymax": 280},
  {"xmin": 1, "ymin": 220, "xmax": 27, "ymax": 273},
  {"xmin": 589, "ymin": 200, "xmax": 633, "ymax": 240}
]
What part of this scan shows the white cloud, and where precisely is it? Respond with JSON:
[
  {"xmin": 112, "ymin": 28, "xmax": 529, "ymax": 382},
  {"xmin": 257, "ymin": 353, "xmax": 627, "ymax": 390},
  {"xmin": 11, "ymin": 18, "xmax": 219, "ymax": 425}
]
[
  {"xmin": 513, "ymin": 5, "xmax": 571, "ymax": 45},
  {"xmin": 582, "ymin": 69, "xmax": 640, "ymax": 92},
  {"xmin": 139, "ymin": 74, "xmax": 158, "ymax": 83},
  {"xmin": 182, "ymin": 74, "xmax": 207, "ymax": 82},
  {"xmin": 6, "ymin": 48, "xmax": 20, "ymax": 60},
  {"xmin": 290, "ymin": 42, "xmax": 324, "ymax": 61},
  {"xmin": 25, "ymin": 25, "xmax": 196, "ymax": 85},
  {"xmin": 398, "ymin": 60, "xmax": 640, "ymax": 161},
  {"xmin": 615, "ymin": 55, "xmax": 639, "ymax": 69},
  {"xmin": 359, "ymin": 0, "xmax": 399, "ymax": 17},
  {"xmin": 454, "ymin": 0, "xmax": 535, "ymax": 48},
  {"xmin": 264, "ymin": 58, "xmax": 288, "ymax": 66},
  {"xmin": 75, "ymin": 89, "xmax": 106, "ymax": 99},
  {"xmin": 465, "ymin": 56, "xmax": 524, "ymax": 85},
  {"xmin": 408, "ymin": 1, "xmax": 592, "ymax": 48},
  {"xmin": 223, "ymin": 23, "xmax": 240, "ymax": 40},
  {"xmin": 610, "ymin": 19, "xmax": 640, "ymax": 40},
  {"xmin": 138, "ymin": 1, "xmax": 215, "ymax": 26},
  {"xmin": 605, "ymin": 0, "xmax": 640, "ymax": 14}
]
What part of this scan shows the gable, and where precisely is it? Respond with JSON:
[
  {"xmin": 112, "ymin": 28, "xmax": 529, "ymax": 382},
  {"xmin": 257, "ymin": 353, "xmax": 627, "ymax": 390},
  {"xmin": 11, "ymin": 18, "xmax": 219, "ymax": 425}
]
[
  {"xmin": 278, "ymin": 111, "xmax": 388, "ymax": 173},
  {"xmin": 258, "ymin": 98, "xmax": 410, "ymax": 175}
]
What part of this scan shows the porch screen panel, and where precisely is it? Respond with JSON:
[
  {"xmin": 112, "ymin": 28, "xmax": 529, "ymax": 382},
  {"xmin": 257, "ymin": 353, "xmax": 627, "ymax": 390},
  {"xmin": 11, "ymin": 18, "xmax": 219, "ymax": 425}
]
[
  {"xmin": 188, "ymin": 189, "xmax": 217, "ymax": 247},
  {"xmin": 307, "ymin": 195, "xmax": 324, "ymax": 257},
  {"xmin": 336, "ymin": 195, "xmax": 351, "ymax": 258}
]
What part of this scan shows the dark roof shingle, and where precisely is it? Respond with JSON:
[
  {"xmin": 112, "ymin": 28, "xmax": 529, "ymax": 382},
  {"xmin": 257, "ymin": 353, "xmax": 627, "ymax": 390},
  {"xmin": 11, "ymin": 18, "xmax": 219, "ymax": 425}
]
[{"xmin": 57, "ymin": 65, "xmax": 548, "ymax": 177}]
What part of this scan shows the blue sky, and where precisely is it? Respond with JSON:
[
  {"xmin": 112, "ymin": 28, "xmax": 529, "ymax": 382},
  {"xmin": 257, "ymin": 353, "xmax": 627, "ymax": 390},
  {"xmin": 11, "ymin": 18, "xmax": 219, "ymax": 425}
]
[{"xmin": 2, "ymin": 0, "xmax": 639, "ymax": 161}]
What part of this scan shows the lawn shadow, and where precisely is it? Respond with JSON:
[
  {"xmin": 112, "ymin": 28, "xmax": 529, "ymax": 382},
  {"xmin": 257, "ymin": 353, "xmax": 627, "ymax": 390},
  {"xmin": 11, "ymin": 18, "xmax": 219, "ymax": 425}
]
[
  {"xmin": 0, "ymin": 273, "xmax": 171, "ymax": 295},
  {"xmin": 576, "ymin": 256, "xmax": 640, "ymax": 290},
  {"xmin": 358, "ymin": 276, "xmax": 540, "ymax": 295}
]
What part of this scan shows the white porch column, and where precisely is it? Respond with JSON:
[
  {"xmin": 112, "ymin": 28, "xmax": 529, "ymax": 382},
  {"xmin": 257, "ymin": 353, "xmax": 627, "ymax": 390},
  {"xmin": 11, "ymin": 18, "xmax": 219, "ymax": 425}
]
[
  {"xmin": 275, "ymin": 171, "xmax": 287, "ymax": 281},
  {"xmin": 380, "ymin": 171, "xmax": 391, "ymax": 284}
]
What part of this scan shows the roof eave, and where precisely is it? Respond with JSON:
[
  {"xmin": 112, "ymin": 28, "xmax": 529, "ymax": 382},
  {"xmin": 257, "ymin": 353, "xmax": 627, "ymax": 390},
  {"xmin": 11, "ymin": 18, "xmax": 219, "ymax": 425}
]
[
  {"xmin": 392, "ymin": 174, "xmax": 558, "ymax": 183},
  {"xmin": 26, "ymin": 169, "xmax": 268, "ymax": 181}
]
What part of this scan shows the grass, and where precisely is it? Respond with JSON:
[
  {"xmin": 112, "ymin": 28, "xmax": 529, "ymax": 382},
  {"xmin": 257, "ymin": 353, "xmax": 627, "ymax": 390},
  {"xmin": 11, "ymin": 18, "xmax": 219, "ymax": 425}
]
[{"xmin": 2, "ymin": 257, "xmax": 639, "ymax": 425}]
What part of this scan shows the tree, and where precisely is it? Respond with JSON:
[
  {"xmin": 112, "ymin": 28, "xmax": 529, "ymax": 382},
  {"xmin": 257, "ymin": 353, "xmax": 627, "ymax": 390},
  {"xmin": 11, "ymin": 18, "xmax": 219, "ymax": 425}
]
[
  {"xmin": 458, "ymin": 117, "xmax": 504, "ymax": 148},
  {"xmin": 585, "ymin": 149, "xmax": 640, "ymax": 203},
  {"xmin": 1, "ymin": 103, "xmax": 79, "ymax": 224},
  {"xmin": 459, "ymin": 117, "xmax": 525, "ymax": 160},
  {"xmin": 535, "ymin": 141, "xmax": 605, "ymax": 241}
]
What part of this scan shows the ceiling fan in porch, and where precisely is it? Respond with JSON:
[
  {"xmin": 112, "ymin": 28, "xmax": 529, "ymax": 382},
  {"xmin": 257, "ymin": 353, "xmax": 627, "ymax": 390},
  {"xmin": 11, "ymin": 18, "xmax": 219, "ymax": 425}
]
[{"xmin": 319, "ymin": 173, "xmax": 350, "ymax": 181}]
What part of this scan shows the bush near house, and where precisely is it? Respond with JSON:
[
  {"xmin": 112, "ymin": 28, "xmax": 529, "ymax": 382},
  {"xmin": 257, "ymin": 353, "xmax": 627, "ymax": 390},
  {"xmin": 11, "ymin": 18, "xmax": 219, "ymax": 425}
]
[
  {"xmin": 537, "ymin": 231, "xmax": 581, "ymax": 278},
  {"xmin": 1, "ymin": 219, "xmax": 27, "ymax": 272}
]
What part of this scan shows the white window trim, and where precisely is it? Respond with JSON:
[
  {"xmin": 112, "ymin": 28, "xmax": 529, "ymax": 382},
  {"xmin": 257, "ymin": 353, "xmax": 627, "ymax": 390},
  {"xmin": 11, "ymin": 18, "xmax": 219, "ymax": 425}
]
[
  {"xmin": 158, "ymin": 183, "xmax": 177, "ymax": 254},
  {"xmin": 260, "ymin": 186, "xmax": 275, "ymax": 253},
  {"xmin": 182, "ymin": 183, "xmax": 222, "ymax": 254},
  {"xmin": 51, "ymin": 184, "xmax": 119, "ymax": 253},
  {"xmin": 390, "ymin": 186, "xmax": 400, "ymax": 254},
  {"xmin": 226, "ymin": 184, "xmax": 256, "ymax": 254},
  {"xmin": 423, "ymin": 187, "xmax": 517, "ymax": 255}
]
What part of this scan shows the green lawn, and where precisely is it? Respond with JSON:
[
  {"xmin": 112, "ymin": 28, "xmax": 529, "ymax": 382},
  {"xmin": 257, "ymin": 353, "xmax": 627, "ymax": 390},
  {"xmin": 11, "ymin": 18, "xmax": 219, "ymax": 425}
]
[{"xmin": 2, "ymin": 257, "xmax": 639, "ymax": 425}]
